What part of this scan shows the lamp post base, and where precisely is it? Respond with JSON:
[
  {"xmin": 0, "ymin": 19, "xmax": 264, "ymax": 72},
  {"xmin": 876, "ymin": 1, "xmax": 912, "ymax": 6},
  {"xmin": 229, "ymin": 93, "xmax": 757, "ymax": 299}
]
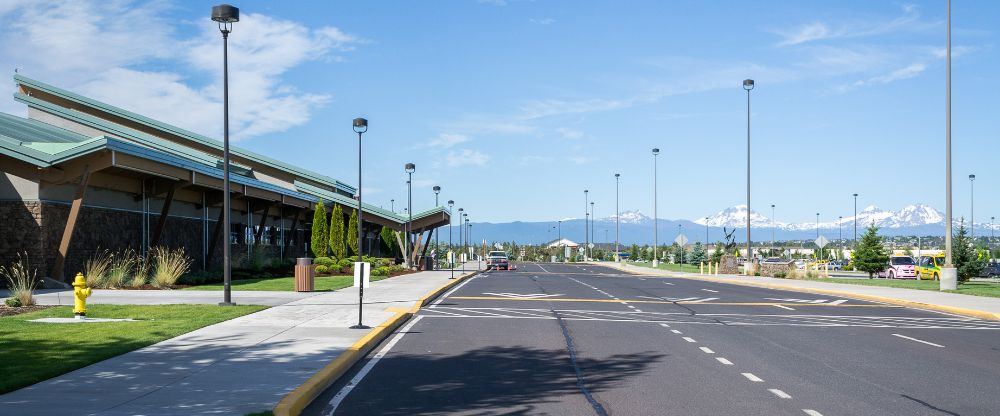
[
  {"xmin": 940, "ymin": 267, "xmax": 958, "ymax": 290},
  {"xmin": 652, "ymin": 259, "xmax": 659, "ymax": 267},
  {"xmin": 218, "ymin": 302, "xmax": 237, "ymax": 306},
  {"xmin": 349, "ymin": 324, "xmax": 371, "ymax": 329}
]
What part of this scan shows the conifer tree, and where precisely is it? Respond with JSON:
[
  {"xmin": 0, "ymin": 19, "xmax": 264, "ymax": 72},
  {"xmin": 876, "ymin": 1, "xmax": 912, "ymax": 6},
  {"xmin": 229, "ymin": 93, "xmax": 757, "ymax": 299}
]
[
  {"xmin": 953, "ymin": 219, "xmax": 985, "ymax": 282},
  {"xmin": 854, "ymin": 224, "xmax": 889, "ymax": 278},
  {"xmin": 310, "ymin": 200, "xmax": 328, "ymax": 257},
  {"xmin": 380, "ymin": 225, "xmax": 397, "ymax": 257},
  {"xmin": 711, "ymin": 242, "xmax": 724, "ymax": 263},
  {"xmin": 689, "ymin": 242, "xmax": 707, "ymax": 264},
  {"xmin": 329, "ymin": 204, "xmax": 346, "ymax": 259},
  {"xmin": 347, "ymin": 209, "xmax": 360, "ymax": 256}
]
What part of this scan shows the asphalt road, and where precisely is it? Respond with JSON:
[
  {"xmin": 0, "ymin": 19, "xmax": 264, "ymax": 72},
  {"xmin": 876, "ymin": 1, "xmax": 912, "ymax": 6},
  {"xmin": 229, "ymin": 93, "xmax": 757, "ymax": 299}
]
[{"xmin": 307, "ymin": 262, "xmax": 1000, "ymax": 416}]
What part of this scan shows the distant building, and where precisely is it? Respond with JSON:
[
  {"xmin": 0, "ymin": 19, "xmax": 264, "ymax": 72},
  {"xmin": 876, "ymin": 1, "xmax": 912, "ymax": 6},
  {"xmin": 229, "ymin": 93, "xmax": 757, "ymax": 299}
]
[{"xmin": 545, "ymin": 238, "xmax": 579, "ymax": 248}]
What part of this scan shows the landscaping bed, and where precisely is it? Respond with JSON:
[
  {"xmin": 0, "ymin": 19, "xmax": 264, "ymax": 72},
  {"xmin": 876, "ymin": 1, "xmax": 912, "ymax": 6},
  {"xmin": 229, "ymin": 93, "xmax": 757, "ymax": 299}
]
[
  {"xmin": 803, "ymin": 278, "xmax": 1000, "ymax": 299},
  {"xmin": 182, "ymin": 269, "xmax": 415, "ymax": 292},
  {"xmin": 0, "ymin": 305, "xmax": 52, "ymax": 317},
  {"xmin": 0, "ymin": 304, "xmax": 266, "ymax": 394}
]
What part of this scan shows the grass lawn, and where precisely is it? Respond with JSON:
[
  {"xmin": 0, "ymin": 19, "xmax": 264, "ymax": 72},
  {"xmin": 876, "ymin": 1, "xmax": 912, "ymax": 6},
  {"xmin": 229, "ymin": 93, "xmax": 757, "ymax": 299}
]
[
  {"xmin": 626, "ymin": 261, "xmax": 702, "ymax": 273},
  {"xmin": 0, "ymin": 304, "xmax": 265, "ymax": 394},
  {"xmin": 182, "ymin": 275, "xmax": 389, "ymax": 292},
  {"xmin": 804, "ymin": 278, "xmax": 1000, "ymax": 298}
]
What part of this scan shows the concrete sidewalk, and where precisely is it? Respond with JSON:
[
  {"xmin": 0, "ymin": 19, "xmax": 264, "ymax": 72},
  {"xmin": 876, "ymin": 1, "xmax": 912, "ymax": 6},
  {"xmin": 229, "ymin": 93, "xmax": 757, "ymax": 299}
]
[
  {"xmin": 598, "ymin": 262, "xmax": 1000, "ymax": 319},
  {"xmin": 1, "ymin": 265, "xmax": 481, "ymax": 416}
]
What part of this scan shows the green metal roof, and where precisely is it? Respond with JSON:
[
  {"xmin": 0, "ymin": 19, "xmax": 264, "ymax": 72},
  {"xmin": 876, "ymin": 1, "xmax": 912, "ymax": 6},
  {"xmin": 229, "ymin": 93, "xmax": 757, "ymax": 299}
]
[{"xmin": 13, "ymin": 74, "xmax": 356, "ymax": 195}]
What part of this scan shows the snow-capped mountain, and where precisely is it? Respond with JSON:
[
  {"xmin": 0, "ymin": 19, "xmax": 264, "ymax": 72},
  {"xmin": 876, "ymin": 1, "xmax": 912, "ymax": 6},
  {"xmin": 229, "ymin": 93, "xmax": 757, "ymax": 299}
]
[
  {"xmin": 602, "ymin": 210, "xmax": 651, "ymax": 224},
  {"xmin": 694, "ymin": 205, "xmax": 778, "ymax": 228},
  {"xmin": 696, "ymin": 204, "xmax": 947, "ymax": 230}
]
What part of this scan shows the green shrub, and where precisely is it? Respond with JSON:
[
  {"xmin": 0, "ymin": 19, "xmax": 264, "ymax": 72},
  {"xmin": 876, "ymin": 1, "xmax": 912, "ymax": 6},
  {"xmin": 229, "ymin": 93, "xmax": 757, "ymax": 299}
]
[
  {"xmin": 773, "ymin": 271, "xmax": 787, "ymax": 279},
  {"xmin": 150, "ymin": 247, "xmax": 192, "ymax": 288},
  {"xmin": 5, "ymin": 297, "xmax": 22, "ymax": 307},
  {"xmin": 372, "ymin": 266, "xmax": 389, "ymax": 277},
  {"xmin": 314, "ymin": 257, "xmax": 336, "ymax": 268},
  {"xmin": 315, "ymin": 265, "xmax": 330, "ymax": 274}
]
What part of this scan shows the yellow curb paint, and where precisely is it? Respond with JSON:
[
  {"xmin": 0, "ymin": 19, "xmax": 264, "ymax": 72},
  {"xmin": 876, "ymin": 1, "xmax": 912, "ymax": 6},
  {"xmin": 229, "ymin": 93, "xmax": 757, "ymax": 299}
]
[
  {"xmin": 273, "ymin": 270, "xmax": 480, "ymax": 416},
  {"xmin": 595, "ymin": 262, "xmax": 1000, "ymax": 321}
]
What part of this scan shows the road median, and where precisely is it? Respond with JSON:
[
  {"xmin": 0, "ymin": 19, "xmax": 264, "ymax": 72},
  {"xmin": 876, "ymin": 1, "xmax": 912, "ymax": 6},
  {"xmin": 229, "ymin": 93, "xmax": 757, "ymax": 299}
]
[
  {"xmin": 591, "ymin": 262, "xmax": 1000, "ymax": 321},
  {"xmin": 273, "ymin": 269, "xmax": 479, "ymax": 416}
]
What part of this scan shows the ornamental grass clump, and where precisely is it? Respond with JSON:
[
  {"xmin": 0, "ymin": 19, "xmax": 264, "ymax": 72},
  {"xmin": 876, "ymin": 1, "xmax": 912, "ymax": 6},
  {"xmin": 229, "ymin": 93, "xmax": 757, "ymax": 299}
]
[
  {"xmin": 151, "ymin": 247, "xmax": 191, "ymax": 288},
  {"xmin": 106, "ymin": 248, "xmax": 138, "ymax": 289},
  {"xmin": 131, "ymin": 253, "xmax": 151, "ymax": 288},
  {"xmin": 83, "ymin": 250, "xmax": 113, "ymax": 288},
  {"xmin": 1, "ymin": 253, "xmax": 36, "ymax": 307}
]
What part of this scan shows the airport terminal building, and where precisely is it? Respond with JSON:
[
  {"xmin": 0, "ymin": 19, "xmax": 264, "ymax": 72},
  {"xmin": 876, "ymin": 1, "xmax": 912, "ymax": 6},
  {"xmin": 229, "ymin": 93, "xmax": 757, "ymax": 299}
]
[{"xmin": 0, "ymin": 75, "xmax": 448, "ymax": 281}]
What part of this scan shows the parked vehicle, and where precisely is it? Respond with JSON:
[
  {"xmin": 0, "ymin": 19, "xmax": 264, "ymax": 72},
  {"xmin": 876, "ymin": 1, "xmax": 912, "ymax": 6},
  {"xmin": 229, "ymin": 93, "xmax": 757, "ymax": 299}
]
[
  {"xmin": 826, "ymin": 260, "xmax": 846, "ymax": 271},
  {"xmin": 979, "ymin": 262, "xmax": 1000, "ymax": 278},
  {"xmin": 794, "ymin": 259, "xmax": 808, "ymax": 270},
  {"xmin": 916, "ymin": 255, "xmax": 946, "ymax": 280},
  {"xmin": 878, "ymin": 256, "xmax": 917, "ymax": 279},
  {"xmin": 487, "ymin": 251, "xmax": 510, "ymax": 270}
]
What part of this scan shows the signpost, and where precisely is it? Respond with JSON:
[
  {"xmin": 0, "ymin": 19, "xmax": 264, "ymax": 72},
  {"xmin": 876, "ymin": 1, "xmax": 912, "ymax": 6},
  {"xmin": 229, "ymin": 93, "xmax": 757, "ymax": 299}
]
[
  {"xmin": 675, "ymin": 234, "xmax": 689, "ymax": 246},
  {"xmin": 815, "ymin": 236, "xmax": 829, "ymax": 261},
  {"xmin": 350, "ymin": 262, "xmax": 371, "ymax": 329}
]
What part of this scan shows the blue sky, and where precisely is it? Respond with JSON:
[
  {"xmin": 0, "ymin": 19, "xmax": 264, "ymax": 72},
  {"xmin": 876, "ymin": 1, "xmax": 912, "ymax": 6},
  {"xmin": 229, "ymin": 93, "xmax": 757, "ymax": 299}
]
[{"xmin": 1, "ymin": 1, "xmax": 997, "ymax": 226}]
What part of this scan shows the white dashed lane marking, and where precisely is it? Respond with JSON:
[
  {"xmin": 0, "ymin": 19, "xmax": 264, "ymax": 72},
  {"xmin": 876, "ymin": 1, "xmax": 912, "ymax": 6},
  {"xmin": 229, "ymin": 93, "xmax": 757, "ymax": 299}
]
[
  {"xmin": 682, "ymin": 337, "xmax": 697, "ymax": 343},
  {"xmin": 769, "ymin": 389, "xmax": 792, "ymax": 399},
  {"xmin": 670, "ymin": 329, "xmax": 682, "ymax": 334},
  {"xmin": 802, "ymin": 410, "xmax": 824, "ymax": 416},
  {"xmin": 701, "ymin": 289, "xmax": 719, "ymax": 293},
  {"xmin": 716, "ymin": 357, "xmax": 733, "ymax": 365},
  {"xmin": 773, "ymin": 305, "xmax": 796, "ymax": 311},
  {"xmin": 742, "ymin": 373, "xmax": 763, "ymax": 382},
  {"xmin": 699, "ymin": 347, "xmax": 714, "ymax": 354}
]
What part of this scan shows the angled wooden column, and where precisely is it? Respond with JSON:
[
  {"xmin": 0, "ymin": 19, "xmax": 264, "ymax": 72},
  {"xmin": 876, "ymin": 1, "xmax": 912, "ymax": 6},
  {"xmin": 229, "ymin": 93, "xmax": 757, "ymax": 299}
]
[
  {"xmin": 410, "ymin": 229, "xmax": 426, "ymax": 267},
  {"xmin": 51, "ymin": 166, "xmax": 91, "ymax": 281},
  {"xmin": 149, "ymin": 186, "xmax": 177, "ymax": 247},
  {"xmin": 421, "ymin": 228, "xmax": 435, "ymax": 257},
  {"xmin": 253, "ymin": 204, "xmax": 269, "ymax": 244},
  {"xmin": 281, "ymin": 209, "xmax": 302, "ymax": 258},
  {"xmin": 205, "ymin": 204, "xmax": 227, "ymax": 267}
]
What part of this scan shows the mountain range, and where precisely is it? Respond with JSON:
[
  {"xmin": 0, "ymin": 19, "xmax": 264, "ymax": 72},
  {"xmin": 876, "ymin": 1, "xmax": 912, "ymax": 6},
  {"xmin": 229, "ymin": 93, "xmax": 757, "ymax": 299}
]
[{"xmin": 465, "ymin": 204, "xmax": 993, "ymax": 245}]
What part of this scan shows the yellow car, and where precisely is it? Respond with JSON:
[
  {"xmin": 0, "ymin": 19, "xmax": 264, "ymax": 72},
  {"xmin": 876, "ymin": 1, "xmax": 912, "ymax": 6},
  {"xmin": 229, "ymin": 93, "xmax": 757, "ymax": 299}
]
[{"xmin": 916, "ymin": 255, "xmax": 946, "ymax": 280}]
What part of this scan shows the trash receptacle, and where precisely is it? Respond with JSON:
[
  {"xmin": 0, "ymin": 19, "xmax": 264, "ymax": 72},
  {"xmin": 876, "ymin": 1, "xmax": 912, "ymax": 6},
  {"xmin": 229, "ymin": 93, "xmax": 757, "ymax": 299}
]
[
  {"xmin": 294, "ymin": 258, "xmax": 314, "ymax": 292},
  {"xmin": 424, "ymin": 256, "xmax": 434, "ymax": 271}
]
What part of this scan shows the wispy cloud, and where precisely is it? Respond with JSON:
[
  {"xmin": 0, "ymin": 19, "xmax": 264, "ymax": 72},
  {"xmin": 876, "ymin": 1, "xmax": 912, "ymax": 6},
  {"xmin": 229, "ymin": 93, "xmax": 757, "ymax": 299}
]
[
  {"xmin": 425, "ymin": 133, "xmax": 470, "ymax": 148},
  {"xmin": 446, "ymin": 149, "xmax": 490, "ymax": 167},
  {"xmin": 529, "ymin": 18, "xmax": 556, "ymax": 25},
  {"xmin": 835, "ymin": 63, "xmax": 926, "ymax": 93},
  {"xmin": 0, "ymin": 1, "xmax": 363, "ymax": 141},
  {"xmin": 774, "ymin": 4, "xmax": 930, "ymax": 46},
  {"xmin": 519, "ymin": 98, "xmax": 629, "ymax": 119},
  {"xmin": 519, "ymin": 155, "xmax": 554, "ymax": 165},
  {"xmin": 555, "ymin": 127, "xmax": 583, "ymax": 139}
]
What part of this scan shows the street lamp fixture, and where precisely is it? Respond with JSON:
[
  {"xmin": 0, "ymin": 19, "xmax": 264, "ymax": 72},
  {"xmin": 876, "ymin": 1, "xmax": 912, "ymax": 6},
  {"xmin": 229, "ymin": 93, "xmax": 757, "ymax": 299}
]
[
  {"xmin": 404, "ymin": 163, "xmax": 415, "ymax": 268},
  {"xmin": 743, "ymin": 79, "xmax": 754, "ymax": 271},
  {"xmin": 969, "ymin": 174, "xmax": 975, "ymax": 240},
  {"xmin": 212, "ymin": 3, "xmax": 239, "ymax": 307},
  {"xmin": 433, "ymin": 185, "xmax": 441, "ymax": 255},
  {"xmin": 448, "ymin": 200, "xmax": 454, "ymax": 278},
  {"xmin": 615, "ymin": 173, "xmax": 620, "ymax": 262},
  {"xmin": 853, "ymin": 193, "xmax": 859, "ymax": 249},
  {"xmin": 350, "ymin": 117, "xmax": 369, "ymax": 329},
  {"xmin": 584, "ymin": 189, "xmax": 589, "ymax": 261},
  {"xmin": 941, "ymin": 0, "xmax": 957, "ymax": 290},
  {"xmin": 770, "ymin": 204, "xmax": 775, "ymax": 256}
]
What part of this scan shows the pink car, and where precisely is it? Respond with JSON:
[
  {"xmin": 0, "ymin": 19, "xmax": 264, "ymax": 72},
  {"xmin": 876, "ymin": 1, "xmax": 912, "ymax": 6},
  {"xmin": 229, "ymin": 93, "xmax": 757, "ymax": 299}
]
[{"xmin": 878, "ymin": 256, "xmax": 917, "ymax": 279}]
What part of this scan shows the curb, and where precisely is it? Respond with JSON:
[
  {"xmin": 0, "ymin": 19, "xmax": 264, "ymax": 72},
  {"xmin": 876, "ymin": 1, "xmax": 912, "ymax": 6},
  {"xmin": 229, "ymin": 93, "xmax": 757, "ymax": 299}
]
[
  {"xmin": 593, "ymin": 262, "xmax": 1000, "ymax": 321},
  {"xmin": 272, "ymin": 269, "xmax": 481, "ymax": 416}
]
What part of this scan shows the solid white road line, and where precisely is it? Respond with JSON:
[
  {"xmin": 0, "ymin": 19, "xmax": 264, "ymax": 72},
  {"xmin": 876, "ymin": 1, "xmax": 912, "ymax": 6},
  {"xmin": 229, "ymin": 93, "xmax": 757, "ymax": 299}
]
[
  {"xmin": 687, "ymin": 297, "xmax": 719, "ymax": 303},
  {"xmin": 670, "ymin": 329, "xmax": 682, "ymax": 334},
  {"xmin": 773, "ymin": 305, "xmax": 796, "ymax": 311},
  {"xmin": 699, "ymin": 347, "xmax": 714, "ymax": 354},
  {"xmin": 701, "ymin": 289, "xmax": 719, "ymax": 293},
  {"xmin": 325, "ymin": 316, "xmax": 425, "ymax": 414},
  {"xmin": 716, "ymin": 357, "xmax": 733, "ymax": 365},
  {"xmin": 741, "ymin": 373, "xmax": 763, "ymax": 382},
  {"xmin": 802, "ymin": 410, "xmax": 824, "ymax": 416},
  {"xmin": 769, "ymin": 389, "xmax": 792, "ymax": 399},
  {"xmin": 892, "ymin": 333, "xmax": 945, "ymax": 348},
  {"xmin": 682, "ymin": 337, "xmax": 697, "ymax": 343}
]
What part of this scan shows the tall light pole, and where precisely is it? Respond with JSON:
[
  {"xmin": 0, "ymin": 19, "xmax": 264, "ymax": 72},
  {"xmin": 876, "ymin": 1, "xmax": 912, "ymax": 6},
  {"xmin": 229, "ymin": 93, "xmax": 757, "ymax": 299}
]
[
  {"xmin": 615, "ymin": 173, "xmax": 620, "ymax": 262},
  {"xmin": 391, "ymin": 199, "xmax": 394, "ymax": 213},
  {"xmin": 587, "ymin": 201, "xmax": 597, "ymax": 258},
  {"xmin": 853, "ymin": 193, "xmax": 859, "ymax": 249},
  {"xmin": 404, "ymin": 163, "xmax": 415, "ymax": 268},
  {"xmin": 448, "ymin": 200, "xmax": 454, "ymax": 278},
  {"xmin": 433, "ymin": 186, "xmax": 441, "ymax": 253},
  {"xmin": 458, "ymin": 208, "xmax": 464, "ymax": 272},
  {"xmin": 942, "ymin": 0, "xmax": 957, "ymax": 291},
  {"xmin": 743, "ymin": 79, "xmax": 754, "ymax": 267},
  {"xmin": 212, "ymin": 4, "xmax": 239, "ymax": 307},
  {"xmin": 969, "ymin": 174, "xmax": 975, "ymax": 241},
  {"xmin": 838, "ymin": 216, "xmax": 843, "ymax": 256},
  {"xmin": 815, "ymin": 213, "xmax": 820, "ymax": 238},
  {"xmin": 652, "ymin": 148, "xmax": 660, "ymax": 267},
  {"xmin": 584, "ymin": 189, "xmax": 589, "ymax": 261},
  {"xmin": 770, "ymin": 204, "xmax": 775, "ymax": 254},
  {"xmin": 558, "ymin": 220, "xmax": 562, "ymax": 241},
  {"xmin": 705, "ymin": 217, "xmax": 709, "ymax": 245},
  {"xmin": 350, "ymin": 117, "xmax": 369, "ymax": 329}
]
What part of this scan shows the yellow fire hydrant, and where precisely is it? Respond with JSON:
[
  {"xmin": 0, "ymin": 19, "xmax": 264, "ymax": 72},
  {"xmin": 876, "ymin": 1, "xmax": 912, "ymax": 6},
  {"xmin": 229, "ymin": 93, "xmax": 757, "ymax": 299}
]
[{"xmin": 72, "ymin": 273, "xmax": 92, "ymax": 319}]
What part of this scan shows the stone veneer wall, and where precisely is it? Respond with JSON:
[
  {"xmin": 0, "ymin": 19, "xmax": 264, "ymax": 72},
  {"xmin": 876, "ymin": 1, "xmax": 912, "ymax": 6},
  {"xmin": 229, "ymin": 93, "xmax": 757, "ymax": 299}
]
[{"xmin": 0, "ymin": 201, "xmax": 44, "ymax": 275}]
